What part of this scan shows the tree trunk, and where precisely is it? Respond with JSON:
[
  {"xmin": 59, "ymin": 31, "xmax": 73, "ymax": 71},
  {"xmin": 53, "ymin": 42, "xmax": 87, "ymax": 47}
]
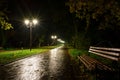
[
  {"xmin": 0, "ymin": 28, "xmax": 6, "ymax": 48},
  {"xmin": 85, "ymin": 15, "xmax": 90, "ymax": 36}
]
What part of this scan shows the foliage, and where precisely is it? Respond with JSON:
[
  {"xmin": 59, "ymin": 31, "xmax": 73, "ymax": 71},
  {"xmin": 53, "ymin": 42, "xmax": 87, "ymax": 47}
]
[
  {"xmin": 66, "ymin": 0, "xmax": 120, "ymax": 48},
  {"xmin": 0, "ymin": 0, "xmax": 13, "ymax": 47},
  {"xmin": 70, "ymin": 32, "xmax": 90, "ymax": 49},
  {"xmin": 66, "ymin": 0, "xmax": 120, "ymax": 30},
  {"xmin": 39, "ymin": 35, "xmax": 45, "ymax": 47},
  {"xmin": 0, "ymin": 17, "xmax": 13, "ymax": 30},
  {"xmin": 0, "ymin": 0, "xmax": 13, "ymax": 30}
]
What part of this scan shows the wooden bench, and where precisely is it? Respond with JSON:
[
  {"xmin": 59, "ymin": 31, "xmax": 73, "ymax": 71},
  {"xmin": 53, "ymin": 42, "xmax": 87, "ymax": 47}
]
[
  {"xmin": 78, "ymin": 46, "xmax": 120, "ymax": 71},
  {"xmin": 78, "ymin": 55, "xmax": 112, "ymax": 71}
]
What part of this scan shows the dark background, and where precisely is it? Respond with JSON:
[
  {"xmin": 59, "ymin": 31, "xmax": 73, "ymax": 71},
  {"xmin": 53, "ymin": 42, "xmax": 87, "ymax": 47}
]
[
  {"xmin": 1, "ymin": 0, "xmax": 120, "ymax": 49},
  {"xmin": 5, "ymin": 0, "xmax": 73, "ymax": 48}
]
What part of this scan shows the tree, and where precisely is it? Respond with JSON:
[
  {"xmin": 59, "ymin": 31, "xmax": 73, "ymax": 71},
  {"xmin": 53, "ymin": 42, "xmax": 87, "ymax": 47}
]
[
  {"xmin": 38, "ymin": 35, "xmax": 45, "ymax": 47},
  {"xmin": 67, "ymin": 0, "xmax": 120, "ymax": 30},
  {"xmin": 66, "ymin": 0, "xmax": 120, "ymax": 48},
  {"xmin": 0, "ymin": 0, "xmax": 13, "ymax": 47}
]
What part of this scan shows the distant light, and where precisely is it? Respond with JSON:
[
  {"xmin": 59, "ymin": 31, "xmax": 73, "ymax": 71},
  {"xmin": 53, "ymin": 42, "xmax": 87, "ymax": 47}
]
[
  {"xmin": 51, "ymin": 35, "xmax": 57, "ymax": 39},
  {"xmin": 24, "ymin": 19, "xmax": 30, "ymax": 25},
  {"xmin": 32, "ymin": 19, "xmax": 38, "ymax": 25},
  {"xmin": 62, "ymin": 41, "xmax": 65, "ymax": 43},
  {"xmin": 54, "ymin": 35, "xmax": 57, "ymax": 39},
  {"xmin": 57, "ymin": 38, "xmax": 65, "ymax": 43}
]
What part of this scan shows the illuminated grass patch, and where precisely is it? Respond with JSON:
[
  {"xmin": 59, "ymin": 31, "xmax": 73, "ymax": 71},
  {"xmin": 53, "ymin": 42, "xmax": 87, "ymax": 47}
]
[
  {"xmin": 0, "ymin": 46, "xmax": 56, "ymax": 65},
  {"xmin": 69, "ymin": 49, "xmax": 88, "ymax": 59}
]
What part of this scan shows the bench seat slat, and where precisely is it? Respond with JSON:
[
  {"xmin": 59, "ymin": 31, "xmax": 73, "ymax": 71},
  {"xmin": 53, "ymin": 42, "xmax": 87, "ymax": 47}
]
[
  {"xmin": 90, "ymin": 46, "xmax": 120, "ymax": 52},
  {"xmin": 89, "ymin": 50, "xmax": 119, "ymax": 61},
  {"xmin": 80, "ymin": 56, "xmax": 95, "ymax": 68},
  {"xmin": 90, "ymin": 48, "xmax": 119, "ymax": 56},
  {"xmin": 78, "ymin": 55, "xmax": 112, "ymax": 71},
  {"xmin": 83, "ymin": 55, "xmax": 96, "ymax": 64},
  {"xmin": 78, "ymin": 56, "xmax": 93, "ymax": 70},
  {"xmin": 83, "ymin": 55, "xmax": 112, "ymax": 70},
  {"xmin": 96, "ymin": 62, "xmax": 112, "ymax": 71}
]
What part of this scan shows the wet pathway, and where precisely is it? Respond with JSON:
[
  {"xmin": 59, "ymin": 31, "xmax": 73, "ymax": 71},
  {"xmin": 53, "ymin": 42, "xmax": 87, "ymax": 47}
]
[{"xmin": 0, "ymin": 46, "xmax": 75, "ymax": 80}]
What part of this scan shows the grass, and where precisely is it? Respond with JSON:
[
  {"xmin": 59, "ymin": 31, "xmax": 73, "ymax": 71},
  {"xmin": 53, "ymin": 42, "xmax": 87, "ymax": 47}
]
[
  {"xmin": 69, "ymin": 48, "xmax": 89, "ymax": 59},
  {"xmin": 0, "ymin": 46, "xmax": 57, "ymax": 65}
]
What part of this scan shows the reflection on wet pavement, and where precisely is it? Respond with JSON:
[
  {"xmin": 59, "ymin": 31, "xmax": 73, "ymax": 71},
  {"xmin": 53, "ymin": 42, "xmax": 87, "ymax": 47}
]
[{"xmin": 0, "ymin": 46, "xmax": 73, "ymax": 80}]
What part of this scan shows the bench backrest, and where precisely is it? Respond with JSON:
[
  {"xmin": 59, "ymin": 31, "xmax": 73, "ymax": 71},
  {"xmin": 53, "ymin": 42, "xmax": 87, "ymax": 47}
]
[{"xmin": 89, "ymin": 46, "xmax": 120, "ymax": 61}]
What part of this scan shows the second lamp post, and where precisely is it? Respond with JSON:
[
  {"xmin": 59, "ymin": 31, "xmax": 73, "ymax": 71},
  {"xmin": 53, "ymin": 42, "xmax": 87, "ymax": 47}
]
[{"xmin": 24, "ymin": 19, "xmax": 38, "ymax": 51}]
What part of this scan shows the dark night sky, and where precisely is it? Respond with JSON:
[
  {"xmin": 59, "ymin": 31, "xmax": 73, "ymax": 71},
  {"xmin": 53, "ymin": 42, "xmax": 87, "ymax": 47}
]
[
  {"xmin": 2, "ymin": 0, "xmax": 120, "ymax": 48},
  {"xmin": 8, "ymin": 0, "xmax": 70, "ymax": 42},
  {"xmin": 6, "ymin": 0, "xmax": 73, "ymax": 47},
  {"xmin": 8, "ymin": 0, "xmax": 67, "ymax": 24}
]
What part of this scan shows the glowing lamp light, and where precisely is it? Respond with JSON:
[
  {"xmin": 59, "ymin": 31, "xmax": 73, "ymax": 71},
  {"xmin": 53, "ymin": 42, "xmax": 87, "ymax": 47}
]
[
  {"xmin": 32, "ymin": 19, "xmax": 38, "ymax": 25},
  {"xmin": 54, "ymin": 36, "xmax": 57, "ymax": 39},
  {"xmin": 51, "ymin": 35, "xmax": 57, "ymax": 39},
  {"xmin": 24, "ymin": 19, "xmax": 30, "ymax": 25}
]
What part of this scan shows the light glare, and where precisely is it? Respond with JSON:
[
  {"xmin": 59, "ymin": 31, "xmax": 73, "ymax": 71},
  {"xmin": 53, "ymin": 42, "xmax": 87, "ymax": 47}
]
[
  {"xmin": 24, "ymin": 19, "xmax": 30, "ymax": 25},
  {"xmin": 54, "ymin": 36, "xmax": 57, "ymax": 39},
  {"xmin": 32, "ymin": 19, "xmax": 38, "ymax": 25},
  {"xmin": 51, "ymin": 35, "xmax": 57, "ymax": 39},
  {"xmin": 57, "ymin": 38, "xmax": 65, "ymax": 43}
]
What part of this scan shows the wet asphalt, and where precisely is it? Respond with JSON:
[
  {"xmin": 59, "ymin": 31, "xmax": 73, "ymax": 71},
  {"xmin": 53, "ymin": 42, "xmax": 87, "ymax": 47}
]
[{"xmin": 0, "ymin": 46, "xmax": 76, "ymax": 80}]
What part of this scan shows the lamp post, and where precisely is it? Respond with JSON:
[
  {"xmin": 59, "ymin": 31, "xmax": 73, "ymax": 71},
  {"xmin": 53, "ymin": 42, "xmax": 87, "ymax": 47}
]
[
  {"xmin": 51, "ymin": 35, "xmax": 57, "ymax": 45},
  {"xmin": 24, "ymin": 19, "xmax": 38, "ymax": 51}
]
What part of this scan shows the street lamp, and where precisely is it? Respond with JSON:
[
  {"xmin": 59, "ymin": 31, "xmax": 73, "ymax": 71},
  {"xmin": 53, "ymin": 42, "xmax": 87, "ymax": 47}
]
[
  {"xmin": 24, "ymin": 19, "xmax": 38, "ymax": 51},
  {"xmin": 51, "ymin": 35, "xmax": 57, "ymax": 45},
  {"xmin": 51, "ymin": 35, "xmax": 57, "ymax": 39}
]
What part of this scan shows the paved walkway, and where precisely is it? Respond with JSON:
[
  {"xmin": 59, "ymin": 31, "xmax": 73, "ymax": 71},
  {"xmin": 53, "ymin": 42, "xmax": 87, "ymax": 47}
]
[{"xmin": 0, "ymin": 46, "xmax": 76, "ymax": 80}]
